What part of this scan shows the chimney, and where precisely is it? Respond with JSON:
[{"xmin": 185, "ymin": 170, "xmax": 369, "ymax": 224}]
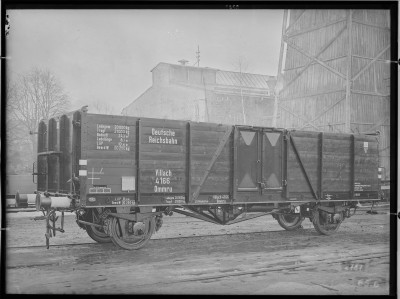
[{"xmin": 178, "ymin": 59, "xmax": 189, "ymax": 66}]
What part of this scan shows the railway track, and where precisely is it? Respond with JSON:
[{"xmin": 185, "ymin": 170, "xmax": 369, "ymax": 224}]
[
  {"xmin": 6, "ymin": 219, "xmax": 390, "ymax": 251},
  {"xmin": 6, "ymin": 213, "xmax": 390, "ymax": 294},
  {"xmin": 7, "ymin": 239, "xmax": 389, "ymax": 294},
  {"xmin": 129, "ymin": 251, "xmax": 390, "ymax": 287}
]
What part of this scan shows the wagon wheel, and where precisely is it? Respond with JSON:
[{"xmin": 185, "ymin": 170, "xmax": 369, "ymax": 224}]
[
  {"xmin": 85, "ymin": 209, "xmax": 112, "ymax": 243},
  {"xmin": 108, "ymin": 216, "xmax": 156, "ymax": 250},
  {"xmin": 312, "ymin": 208, "xmax": 343, "ymax": 235},
  {"xmin": 276, "ymin": 213, "xmax": 304, "ymax": 231}
]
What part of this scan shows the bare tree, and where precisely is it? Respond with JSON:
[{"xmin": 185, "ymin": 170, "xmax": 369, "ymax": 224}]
[
  {"xmin": 232, "ymin": 55, "xmax": 249, "ymax": 74},
  {"xmin": 88, "ymin": 99, "xmax": 116, "ymax": 115},
  {"xmin": 5, "ymin": 80, "xmax": 31, "ymax": 174},
  {"xmin": 6, "ymin": 67, "xmax": 71, "ymax": 173},
  {"xmin": 8, "ymin": 67, "xmax": 70, "ymax": 130},
  {"xmin": 6, "ymin": 80, "xmax": 23, "ymax": 143}
]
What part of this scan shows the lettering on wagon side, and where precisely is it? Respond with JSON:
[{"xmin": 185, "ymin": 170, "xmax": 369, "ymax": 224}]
[
  {"xmin": 89, "ymin": 187, "xmax": 111, "ymax": 193},
  {"xmin": 107, "ymin": 197, "xmax": 135, "ymax": 205},
  {"xmin": 96, "ymin": 124, "xmax": 131, "ymax": 151},
  {"xmin": 163, "ymin": 195, "xmax": 186, "ymax": 204},
  {"xmin": 148, "ymin": 128, "xmax": 179, "ymax": 145},
  {"xmin": 154, "ymin": 169, "xmax": 173, "ymax": 193},
  {"xmin": 354, "ymin": 182, "xmax": 371, "ymax": 191}
]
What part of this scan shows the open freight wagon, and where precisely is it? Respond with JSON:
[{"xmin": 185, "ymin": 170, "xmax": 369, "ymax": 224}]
[{"xmin": 32, "ymin": 109, "xmax": 380, "ymax": 250}]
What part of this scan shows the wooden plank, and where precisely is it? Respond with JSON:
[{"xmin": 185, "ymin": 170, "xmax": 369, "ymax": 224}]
[
  {"xmin": 350, "ymin": 135, "xmax": 355, "ymax": 198},
  {"xmin": 192, "ymin": 128, "xmax": 233, "ymax": 201},
  {"xmin": 344, "ymin": 10, "xmax": 353, "ymax": 132},
  {"xmin": 59, "ymin": 115, "xmax": 71, "ymax": 193},
  {"xmin": 298, "ymin": 96, "xmax": 346, "ymax": 130},
  {"xmin": 191, "ymin": 131, "xmax": 230, "ymax": 146},
  {"xmin": 279, "ymin": 89, "xmax": 345, "ymax": 102},
  {"xmin": 191, "ymin": 168, "xmax": 230, "ymax": 177},
  {"xmin": 191, "ymin": 183, "xmax": 230, "ymax": 191},
  {"xmin": 281, "ymin": 24, "xmax": 347, "ymax": 96},
  {"xmin": 141, "ymin": 160, "xmax": 185, "ymax": 169},
  {"xmin": 283, "ymin": 132, "xmax": 289, "ymax": 198},
  {"xmin": 140, "ymin": 152, "xmax": 186, "ymax": 161},
  {"xmin": 191, "ymin": 130, "xmax": 228, "ymax": 138},
  {"xmin": 187, "ymin": 122, "xmax": 191, "ymax": 203},
  {"xmin": 285, "ymin": 9, "xmax": 305, "ymax": 34},
  {"xmin": 279, "ymin": 104, "xmax": 319, "ymax": 130},
  {"xmin": 191, "ymin": 145, "xmax": 231, "ymax": 156},
  {"xmin": 286, "ymin": 17, "xmax": 347, "ymax": 38},
  {"xmin": 48, "ymin": 118, "xmax": 58, "ymax": 151},
  {"xmin": 191, "ymin": 161, "xmax": 231, "ymax": 172},
  {"xmin": 85, "ymin": 149, "xmax": 135, "ymax": 160},
  {"xmin": 140, "ymin": 118, "xmax": 189, "ymax": 129},
  {"xmin": 136, "ymin": 119, "xmax": 141, "ymax": 203},
  {"xmin": 191, "ymin": 153, "xmax": 230, "ymax": 163},
  {"xmin": 190, "ymin": 185, "xmax": 230, "ymax": 193},
  {"xmin": 284, "ymin": 37, "xmax": 347, "ymax": 80},
  {"xmin": 47, "ymin": 155, "xmax": 59, "ymax": 192},
  {"xmin": 283, "ymin": 55, "xmax": 348, "ymax": 72},
  {"xmin": 191, "ymin": 122, "xmax": 231, "ymax": 132},
  {"xmin": 352, "ymin": 19, "xmax": 390, "ymax": 30},
  {"xmin": 351, "ymin": 89, "xmax": 390, "ymax": 97},
  {"xmin": 318, "ymin": 133, "xmax": 323, "ymax": 198},
  {"xmin": 351, "ymin": 44, "xmax": 390, "ymax": 82},
  {"xmin": 321, "ymin": 134, "xmax": 352, "ymax": 192},
  {"xmin": 232, "ymin": 127, "xmax": 238, "ymax": 201},
  {"xmin": 140, "ymin": 143, "xmax": 186, "ymax": 153},
  {"xmin": 289, "ymin": 135, "xmax": 318, "ymax": 199},
  {"xmin": 191, "ymin": 176, "xmax": 230, "ymax": 186},
  {"xmin": 88, "ymin": 159, "xmax": 135, "ymax": 167},
  {"xmin": 352, "ymin": 54, "xmax": 391, "ymax": 63},
  {"xmin": 360, "ymin": 116, "xmax": 389, "ymax": 134},
  {"xmin": 275, "ymin": 9, "xmax": 288, "ymax": 128}
]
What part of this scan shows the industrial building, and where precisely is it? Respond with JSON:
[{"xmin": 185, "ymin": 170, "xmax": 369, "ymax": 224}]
[
  {"xmin": 275, "ymin": 9, "xmax": 391, "ymax": 182},
  {"xmin": 122, "ymin": 61, "xmax": 277, "ymax": 127},
  {"xmin": 122, "ymin": 9, "xmax": 391, "ymax": 183}
]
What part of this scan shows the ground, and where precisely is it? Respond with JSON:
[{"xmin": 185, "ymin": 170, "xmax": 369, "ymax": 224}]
[{"xmin": 4, "ymin": 205, "xmax": 392, "ymax": 294}]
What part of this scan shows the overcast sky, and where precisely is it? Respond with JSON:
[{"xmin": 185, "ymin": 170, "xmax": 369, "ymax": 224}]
[{"xmin": 6, "ymin": 9, "xmax": 284, "ymax": 114}]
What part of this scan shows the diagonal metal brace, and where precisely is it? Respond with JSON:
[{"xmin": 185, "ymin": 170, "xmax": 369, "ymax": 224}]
[
  {"xmin": 192, "ymin": 127, "xmax": 233, "ymax": 201},
  {"xmin": 173, "ymin": 208, "xmax": 222, "ymax": 225},
  {"xmin": 290, "ymin": 135, "xmax": 319, "ymax": 200}
]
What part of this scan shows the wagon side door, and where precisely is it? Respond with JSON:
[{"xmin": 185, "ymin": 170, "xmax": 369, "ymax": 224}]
[
  {"xmin": 236, "ymin": 129, "xmax": 260, "ymax": 192},
  {"xmin": 262, "ymin": 130, "xmax": 283, "ymax": 191}
]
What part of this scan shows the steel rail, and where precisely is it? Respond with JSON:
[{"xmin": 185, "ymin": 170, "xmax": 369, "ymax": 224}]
[
  {"xmin": 6, "ymin": 222, "xmax": 390, "ymax": 250},
  {"xmin": 128, "ymin": 251, "xmax": 390, "ymax": 287}
]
